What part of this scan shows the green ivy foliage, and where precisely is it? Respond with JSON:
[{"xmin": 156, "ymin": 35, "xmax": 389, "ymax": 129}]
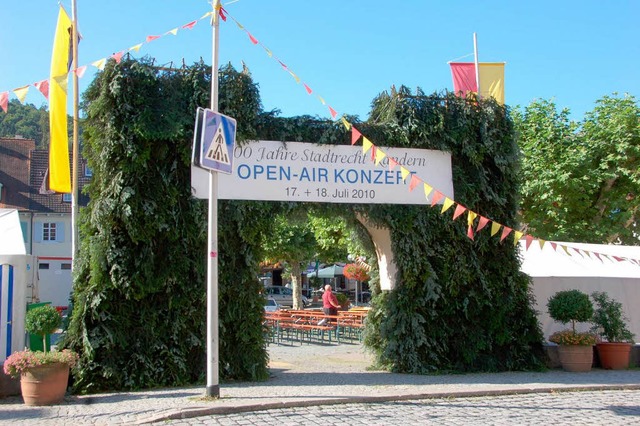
[
  {"xmin": 360, "ymin": 87, "xmax": 545, "ymax": 372},
  {"xmin": 63, "ymin": 58, "xmax": 544, "ymax": 392},
  {"xmin": 63, "ymin": 58, "xmax": 269, "ymax": 392}
]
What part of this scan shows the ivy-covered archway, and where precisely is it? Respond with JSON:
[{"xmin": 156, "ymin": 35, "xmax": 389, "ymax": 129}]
[{"xmin": 63, "ymin": 57, "xmax": 544, "ymax": 393}]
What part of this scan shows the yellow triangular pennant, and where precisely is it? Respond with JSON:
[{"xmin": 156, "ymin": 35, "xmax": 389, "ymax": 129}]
[
  {"xmin": 236, "ymin": 21, "xmax": 245, "ymax": 30},
  {"xmin": 129, "ymin": 43, "xmax": 143, "ymax": 52},
  {"xmin": 200, "ymin": 11, "xmax": 213, "ymax": 20},
  {"xmin": 441, "ymin": 198, "xmax": 454, "ymax": 214},
  {"xmin": 538, "ymin": 239, "xmax": 546, "ymax": 249},
  {"xmin": 375, "ymin": 149, "xmax": 387, "ymax": 165},
  {"xmin": 13, "ymin": 86, "xmax": 29, "ymax": 103},
  {"xmin": 52, "ymin": 74, "xmax": 68, "ymax": 93},
  {"xmin": 490, "ymin": 222, "xmax": 501, "ymax": 237},
  {"xmin": 362, "ymin": 137, "xmax": 372, "ymax": 154},
  {"xmin": 467, "ymin": 211, "xmax": 477, "ymax": 227},
  {"xmin": 561, "ymin": 245, "xmax": 572, "ymax": 256},
  {"xmin": 92, "ymin": 58, "xmax": 106, "ymax": 70},
  {"xmin": 400, "ymin": 167, "xmax": 410, "ymax": 181},
  {"xmin": 340, "ymin": 117, "xmax": 351, "ymax": 130},
  {"xmin": 167, "ymin": 28, "xmax": 178, "ymax": 36},
  {"xmin": 423, "ymin": 183, "xmax": 433, "ymax": 199},
  {"xmin": 318, "ymin": 95, "xmax": 326, "ymax": 105},
  {"xmin": 289, "ymin": 71, "xmax": 300, "ymax": 83},
  {"xmin": 513, "ymin": 231, "xmax": 524, "ymax": 245}
]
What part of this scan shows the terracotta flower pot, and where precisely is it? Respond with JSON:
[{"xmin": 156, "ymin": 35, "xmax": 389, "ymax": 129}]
[
  {"xmin": 20, "ymin": 362, "xmax": 70, "ymax": 406},
  {"xmin": 557, "ymin": 345, "xmax": 593, "ymax": 372},
  {"xmin": 596, "ymin": 342, "xmax": 632, "ymax": 370}
]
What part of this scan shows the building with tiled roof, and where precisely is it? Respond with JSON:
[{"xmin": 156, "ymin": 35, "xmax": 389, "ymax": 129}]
[{"xmin": 0, "ymin": 137, "xmax": 91, "ymax": 306}]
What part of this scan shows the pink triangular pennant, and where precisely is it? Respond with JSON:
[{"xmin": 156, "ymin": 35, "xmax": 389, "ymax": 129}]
[
  {"xmin": 550, "ymin": 242, "xmax": 558, "ymax": 251},
  {"xmin": 476, "ymin": 216, "xmax": 489, "ymax": 232},
  {"xmin": 182, "ymin": 20, "xmax": 197, "ymax": 30},
  {"xmin": 74, "ymin": 65, "xmax": 87, "ymax": 78},
  {"xmin": 0, "ymin": 92, "xmax": 8, "ymax": 113},
  {"xmin": 145, "ymin": 35, "xmax": 161, "ymax": 43},
  {"xmin": 248, "ymin": 33, "xmax": 258, "ymax": 44},
  {"xmin": 303, "ymin": 83, "xmax": 312, "ymax": 95},
  {"xmin": 112, "ymin": 51, "xmax": 124, "ymax": 63},
  {"xmin": 613, "ymin": 256, "xmax": 624, "ymax": 262},
  {"xmin": 452, "ymin": 204, "xmax": 466, "ymax": 220},
  {"xmin": 467, "ymin": 225, "xmax": 474, "ymax": 240},
  {"xmin": 34, "ymin": 79, "xmax": 50, "ymax": 99},
  {"xmin": 388, "ymin": 158, "xmax": 398, "ymax": 170},
  {"xmin": 573, "ymin": 248, "xmax": 584, "ymax": 258},
  {"xmin": 328, "ymin": 106, "xmax": 337, "ymax": 119},
  {"xmin": 370, "ymin": 146, "xmax": 376, "ymax": 162},
  {"xmin": 219, "ymin": 7, "xmax": 227, "ymax": 21},
  {"xmin": 500, "ymin": 227, "xmax": 512, "ymax": 242},
  {"xmin": 525, "ymin": 235, "xmax": 534, "ymax": 250},
  {"xmin": 408, "ymin": 174, "xmax": 421, "ymax": 192},
  {"xmin": 430, "ymin": 191, "xmax": 444, "ymax": 207},
  {"xmin": 351, "ymin": 127, "xmax": 362, "ymax": 145}
]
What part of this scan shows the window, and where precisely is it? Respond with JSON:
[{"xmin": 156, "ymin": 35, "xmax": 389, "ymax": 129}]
[
  {"xmin": 84, "ymin": 165, "xmax": 93, "ymax": 177},
  {"xmin": 39, "ymin": 263, "xmax": 50, "ymax": 270},
  {"xmin": 62, "ymin": 193, "xmax": 71, "ymax": 203},
  {"xmin": 43, "ymin": 223, "xmax": 57, "ymax": 241},
  {"xmin": 61, "ymin": 263, "xmax": 72, "ymax": 270}
]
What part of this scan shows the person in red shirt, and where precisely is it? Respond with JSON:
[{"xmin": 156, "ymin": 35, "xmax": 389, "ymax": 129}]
[{"xmin": 319, "ymin": 284, "xmax": 340, "ymax": 326}]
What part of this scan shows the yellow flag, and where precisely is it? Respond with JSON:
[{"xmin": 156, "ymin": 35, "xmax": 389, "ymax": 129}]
[
  {"xmin": 490, "ymin": 222, "xmax": 501, "ymax": 237},
  {"xmin": 48, "ymin": 6, "xmax": 72, "ymax": 193},
  {"xmin": 513, "ymin": 231, "xmax": 523, "ymax": 245},
  {"xmin": 423, "ymin": 183, "xmax": 433, "ymax": 198},
  {"xmin": 13, "ymin": 86, "xmax": 29, "ymax": 103},
  {"xmin": 400, "ymin": 167, "xmax": 410, "ymax": 181},
  {"xmin": 441, "ymin": 198, "xmax": 454, "ymax": 214},
  {"xmin": 362, "ymin": 137, "xmax": 373, "ymax": 154},
  {"xmin": 479, "ymin": 63, "xmax": 505, "ymax": 105},
  {"xmin": 374, "ymin": 149, "xmax": 386, "ymax": 165},
  {"xmin": 467, "ymin": 211, "xmax": 477, "ymax": 227}
]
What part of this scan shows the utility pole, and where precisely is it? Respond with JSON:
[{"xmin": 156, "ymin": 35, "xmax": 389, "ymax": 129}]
[{"xmin": 206, "ymin": 0, "xmax": 221, "ymax": 399}]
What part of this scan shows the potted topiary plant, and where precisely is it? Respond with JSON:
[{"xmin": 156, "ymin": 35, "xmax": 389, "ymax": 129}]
[
  {"xmin": 547, "ymin": 289, "xmax": 596, "ymax": 372},
  {"xmin": 3, "ymin": 305, "xmax": 78, "ymax": 406},
  {"xmin": 335, "ymin": 292, "xmax": 350, "ymax": 310},
  {"xmin": 590, "ymin": 291, "xmax": 635, "ymax": 369}
]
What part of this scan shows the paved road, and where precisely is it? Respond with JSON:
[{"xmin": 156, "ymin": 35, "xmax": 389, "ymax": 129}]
[{"xmin": 165, "ymin": 389, "xmax": 640, "ymax": 425}]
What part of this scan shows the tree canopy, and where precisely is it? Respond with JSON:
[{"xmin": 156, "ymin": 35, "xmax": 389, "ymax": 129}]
[{"xmin": 515, "ymin": 93, "xmax": 640, "ymax": 244}]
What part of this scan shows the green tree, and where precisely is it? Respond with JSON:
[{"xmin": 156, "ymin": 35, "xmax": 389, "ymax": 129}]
[
  {"xmin": 262, "ymin": 212, "xmax": 316, "ymax": 309},
  {"xmin": 516, "ymin": 93, "xmax": 640, "ymax": 244},
  {"xmin": 0, "ymin": 99, "xmax": 50, "ymax": 148}
]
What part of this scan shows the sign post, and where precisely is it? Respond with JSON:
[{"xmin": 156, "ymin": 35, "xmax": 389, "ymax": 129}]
[{"xmin": 206, "ymin": 0, "xmax": 222, "ymax": 399}]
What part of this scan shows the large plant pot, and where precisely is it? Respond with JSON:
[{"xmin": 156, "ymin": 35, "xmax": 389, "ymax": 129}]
[
  {"xmin": 557, "ymin": 345, "xmax": 593, "ymax": 372},
  {"xmin": 20, "ymin": 362, "xmax": 70, "ymax": 406},
  {"xmin": 596, "ymin": 342, "xmax": 632, "ymax": 370}
]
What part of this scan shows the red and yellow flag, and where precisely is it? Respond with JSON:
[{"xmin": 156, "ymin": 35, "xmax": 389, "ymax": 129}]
[
  {"xmin": 449, "ymin": 62, "xmax": 505, "ymax": 105},
  {"xmin": 48, "ymin": 6, "xmax": 72, "ymax": 193}
]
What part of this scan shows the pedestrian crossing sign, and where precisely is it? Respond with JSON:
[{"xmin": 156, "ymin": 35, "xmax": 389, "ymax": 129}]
[{"xmin": 195, "ymin": 108, "xmax": 236, "ymax": 174}]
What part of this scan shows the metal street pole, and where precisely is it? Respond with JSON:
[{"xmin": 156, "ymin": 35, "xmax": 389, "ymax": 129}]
[
  {"xmin": 473, "ymin": 32, "xmax": 480, "ymax": 99},
  {"xmin": 206, "ymin": 0, "xmax": 221, "ymax": 398},
  {"xmin": 71, "ymin": 0, "xmax": 79, "ymax": 261}
]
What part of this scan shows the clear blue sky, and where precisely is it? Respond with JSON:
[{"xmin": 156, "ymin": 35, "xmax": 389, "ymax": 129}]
[{"xmin": 1, "ymin": 1, "xmax": 638, "ymax": 122}]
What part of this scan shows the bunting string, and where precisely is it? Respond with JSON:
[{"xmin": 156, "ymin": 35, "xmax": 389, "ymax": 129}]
[
  {"xmin": 0, "ymin": 8, "xmax": 215, "ymax": 113},
  {"xmin": 3, "ymin": 6, "xmax": 639, "ymax": 268},
  {"xmin": 218, "ymin": 7, "xmax": 640, "ymax": 268}
]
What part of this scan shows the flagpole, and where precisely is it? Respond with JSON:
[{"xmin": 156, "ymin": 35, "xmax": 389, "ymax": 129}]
[
  {"xmin": 473, "ymin": 33, "xmax": 480, "ymax": 99},
  {"xmin": 206, "ymin": 0, "xmax": 221, "ymax": 399},
  {"xmin": 71, "ymin": 0, "xmax": 80, "ymax": 260}
]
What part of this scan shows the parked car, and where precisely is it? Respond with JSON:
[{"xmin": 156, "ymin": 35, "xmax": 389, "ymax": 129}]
[
  {"xmin": 264, "ymin": 297, "xmax": 280, "ymax": 312},
  {"xmin": 264, "ymin": 286, "xmax": 310, "ymax": 307}
]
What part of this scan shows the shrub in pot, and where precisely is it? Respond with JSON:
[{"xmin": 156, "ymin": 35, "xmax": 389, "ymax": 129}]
[
  {"xmin": 335, "ymin": 292, "xmax": 350, "ymax": 310},
  {"xmin": 547, "ymin": 289, "xmax": 596, "ymax": 372},
  {"xmin": 3, "ymin": 305, "xmax": 78, "ymax": 405},
  {"xmin": 590, "ymin": 291, "xmax": 635, "ymax": 369}
]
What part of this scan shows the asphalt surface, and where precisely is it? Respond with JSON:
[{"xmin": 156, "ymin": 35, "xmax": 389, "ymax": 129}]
[{"xmin": 1, "ymin": 341, "xmax": 640, "ymax": 425}]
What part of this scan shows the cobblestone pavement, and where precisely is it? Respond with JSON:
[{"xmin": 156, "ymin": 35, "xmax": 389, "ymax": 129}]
[
  {"xmin": 1, "ymin": 342, "xmax": 640, "ymax": 425},
  {"xmin": 164, "ymin": 389, "xmax": 640, "ymax": 425}
]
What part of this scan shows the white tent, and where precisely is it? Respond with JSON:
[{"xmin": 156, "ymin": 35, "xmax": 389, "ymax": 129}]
[
  {"xmin": 0, "ymin": 209, "xmax": 26, "ymax": 255},
  {"xmin": 520, "ymin": 240, "xmax": 640, "ymax": 341},
  {"xmin": 307, "ymin": 264, "xmax": 344, "ymax": 279}
]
